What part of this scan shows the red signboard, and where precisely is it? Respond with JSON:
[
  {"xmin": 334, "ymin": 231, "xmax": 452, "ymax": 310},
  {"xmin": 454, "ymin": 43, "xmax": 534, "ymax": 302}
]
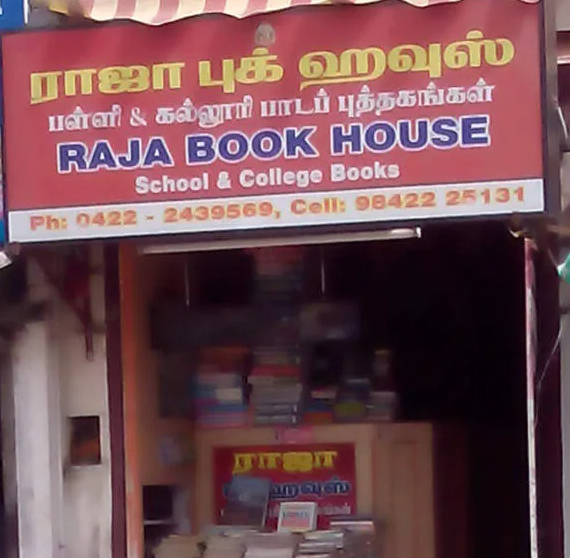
[
  {"xmin": 213, "ymin": 443, "xmax": 357, "ymax": 529},
  {"xmin": 1, "ymin": 0, "xmax": 544, "ymax": 242}
]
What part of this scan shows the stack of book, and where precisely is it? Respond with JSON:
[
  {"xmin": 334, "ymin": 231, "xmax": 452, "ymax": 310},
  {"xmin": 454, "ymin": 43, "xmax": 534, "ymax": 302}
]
[
  {"xmin": 368, "ymin": 348, "xmax": 397, "ymax": 422},
  {"xmin": 249, "ymin": 347, "xmax": 303, "ymax": 426},
  {"xmin": 296, "ymin": 538, "xmax": 339, "ymax": 558},
  {"xmin": 203, "ymin": 534, "xmax": 246, "ymax": 558},
  {"xmin": 247, "ymin": 248, "xmax": 305, "ymax": 425},
  {"xmin": 333, "ymin": 377, "xmax": 370, "ymax": 423},
  {"xmin": 244, "ymin": 533, "xmax": 299, "ymax": 558},
  {"xmin": 196, "ymin": 516, "xmax": 381, "ymax": 558},
  {"xmin": 304, "ymin": 386, "xmax": 336, "ymax": 424},
  {"xmin": 302, "ymin": 530, "xmax": 344, "ymax": 549},
  {"xmin": 328, "ymin": 517, "xmax": 379, "ymax": 558},
  {"xmin": 367, "ymin": 391, "xmax": 398, "ymax": 422},
  {"xmin": 153, "ymin": 535, "xmax": 201, "ymax": 558},
  {"xmin": 193, "ymin": 354, "xmax": 248, "ymax": 428},
  {"xmin": 249, "ymin": 247, "xmax": 304, "ymax": 306}
]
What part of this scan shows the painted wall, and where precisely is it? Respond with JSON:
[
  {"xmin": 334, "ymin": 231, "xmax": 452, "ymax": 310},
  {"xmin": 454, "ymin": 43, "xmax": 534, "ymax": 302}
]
[
  {"xmin": 58, "ymin": 246, "xmax": 112, "ymax": 558},
  {"xmin": 558, "ymin": 0, "xmax": 570, "ymax": 32},
  {"xmin": 6, "ymin": 248, "xmax": 113, "ymax": 558}
]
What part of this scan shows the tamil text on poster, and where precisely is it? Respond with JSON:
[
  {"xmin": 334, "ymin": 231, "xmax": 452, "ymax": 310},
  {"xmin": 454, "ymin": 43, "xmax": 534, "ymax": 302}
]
[{"xmin": 213, "ymin": 443, "xmax": 357, "ymax": 529}]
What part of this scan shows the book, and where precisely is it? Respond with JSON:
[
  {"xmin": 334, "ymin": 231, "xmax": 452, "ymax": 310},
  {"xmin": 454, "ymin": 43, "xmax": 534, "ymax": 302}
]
[
  {"xmin": 277, "ymin": 502, "xmax": 317, "ymax": 533},
  {"xmin": 222, "ymin": 476, "xmax": 271, "ymax": 527}
]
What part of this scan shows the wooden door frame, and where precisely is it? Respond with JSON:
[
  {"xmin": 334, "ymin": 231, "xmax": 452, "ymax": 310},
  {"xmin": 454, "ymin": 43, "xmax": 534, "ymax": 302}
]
[{"xmin": 106, "ymin": 243, "xmax": 144, "ymax": 558}]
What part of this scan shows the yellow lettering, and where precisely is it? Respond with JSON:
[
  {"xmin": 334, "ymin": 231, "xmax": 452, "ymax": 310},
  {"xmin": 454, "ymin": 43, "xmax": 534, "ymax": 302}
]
[
  {"xmin": 443, "ymin": 30, "xmax": 514, "ymax": 71},
  {"xmin": 199, "ymin": 48, "xmax": 283, "ymax": 94},
  {"xmin": 260, "ymin": 453, "xmax": 281, "ymax": 470},
  {"xmin": 481, "ymin": 35, "xmax": 515, "ymax": 67},
  {"xmin": 229, "ymin": 449, "xmax": 340, "ymax": 475},
  {"xmin": 30, "ymin": 62, "xmax": 187, "ymax": 105},
  {"xmin": 30, "ymin": 71, "xmax": 62, "ymax": 105},
  {"xmin": 63, "ymin": 69, "xmax": 97, "ymax": 98},
  {"xmin": 282, "ymin": 451, "xmax": 314, "ymax": 473},
  {"xmin": 152, "ymin": 62, "xmax": 185, "ymax": 90},
  {"xmin": 299, "ymin": 48, "xmax": 385, "ymax": 90},
  {"xmin": 444, "ymin": 31, "xmax": 483, "ymax": 69},
  {"xmin": 338, "ymin": 48, "xmax": 385, "ymax": 81},
  {"xmin": 98, "ymin": 65, "xmax": 150, "ymax": 95},
  {"xmin": 199, "ymin": 59, "xmax": 236, "ymax": 94},
  {"xmin": 316, "ymin": 450, "xmax": 338, "ymax": 469},
  {"xmin": 232, "ymin": 452, "xmax": 254, "ymax": 474},
  {"xmin": 297, "ymin": 33, "xmax": 515, "ymax": 92},
  {"xmin": 387, "ymin": 43, "xmax": 442, "ymax": 79},
  {"xmin": 234, "ymin": 47, "xmax": 284, "ymax": 86},
  {"xmin": 298, "ymin": 50, "xmax": 339, "ymax": 90}
]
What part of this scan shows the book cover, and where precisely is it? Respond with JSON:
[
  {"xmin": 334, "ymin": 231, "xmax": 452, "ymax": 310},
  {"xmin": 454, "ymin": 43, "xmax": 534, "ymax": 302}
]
[
  {"xmin": 222, "ymin": 476, "xmax": 271, "ymax": 527},
  {"xmin": 277, "ymin": 502, "xmax": 317, "ymax": 533}
]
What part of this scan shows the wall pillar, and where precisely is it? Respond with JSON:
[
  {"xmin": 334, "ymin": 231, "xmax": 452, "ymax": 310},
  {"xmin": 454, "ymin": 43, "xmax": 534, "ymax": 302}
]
[{"xmin": 10, "ymin": 260, "xmax": 63, "ymax": 558}]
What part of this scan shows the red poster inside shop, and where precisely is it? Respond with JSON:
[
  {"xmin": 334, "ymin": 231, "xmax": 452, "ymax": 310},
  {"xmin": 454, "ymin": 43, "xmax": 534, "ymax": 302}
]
[
  {"xmin": 213, "ymin": 443, "xmax": 357, "ymax": 529},
  {"xmin": 1, "ymin": 0, "xmax": 544, "ymax": 242}
]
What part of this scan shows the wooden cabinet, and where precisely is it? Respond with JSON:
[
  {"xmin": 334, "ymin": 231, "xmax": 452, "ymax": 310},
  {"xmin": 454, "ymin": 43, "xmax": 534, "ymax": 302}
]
[
  {"xmin": 193, "ymin": 423, "xmax": 467, "ymax": 558},
  {"xmin": 375, "ymin": 423, "xmax": 435, "ymax": 558}
]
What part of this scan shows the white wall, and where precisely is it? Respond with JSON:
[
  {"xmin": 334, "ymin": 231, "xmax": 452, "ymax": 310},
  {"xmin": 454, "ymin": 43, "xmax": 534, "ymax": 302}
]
[
  {"xmin": 58, "ymin": 246, "xmax": 112, "ymax": 558},
  {"xmin": 558, "ymin": 0, "xmax": 570, "ymax": 32},
  {"xmin": 7, "ymin": 247, "xmax": 113, "ymax": 558}
]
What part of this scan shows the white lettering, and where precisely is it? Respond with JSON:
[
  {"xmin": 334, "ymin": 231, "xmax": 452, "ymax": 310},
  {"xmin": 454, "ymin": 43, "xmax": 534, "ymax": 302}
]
[
  {"xmin": 135, "ymin": 173, "xmax": 209, "ymax": 195},
  {"xmin": 239, "ymin": 167, "xmax": 323, "ymax": 189},
  {"xmin": 330, "ymin": 162, "xmax": 400, "ymax": 182}
]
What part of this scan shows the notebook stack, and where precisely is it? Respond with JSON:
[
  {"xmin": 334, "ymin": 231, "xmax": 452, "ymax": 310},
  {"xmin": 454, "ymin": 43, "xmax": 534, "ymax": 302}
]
[
  {"xmin": 248, "ymin": 247, "xmax": 305, "ymax": 425},
  {"xmin": 333, "ymin": 377, "xmax": 370, "ymax": 423},
  {"xmin": 303, "ymin": 386, "xmax": 336, "ymax": 425},
  {"xmin": 193, "ymin": 352, "xmax": 248, "ymax": 429},
  {"xmin": 328, "ymin": 518, "xmax": 379, "ymax": 558},
  {"xmin": 368, "ymin": 349, "xmax": 397, "ymax": 422},
  {"xmin": 249, "ymin": 348, "xmax": 303, "ymax": 426},
  {"xmin": 296, "ymin": 530, "xmax": 342, "ymax": 558},
  {"xmin": 366, "ymin": 391, "xmax": 398, "ymax": 422},
  {"xmin": 244, "ymin": 532, "xmax": 299, "ymax": 558},
  {"xmin": 249, "ymin": 247, "xmax": 304, "ymax": 306},
  {"xmin": 202, "ymin": 534, "xmax": 246, "ymax": 558},
  {"xmin": 153, "ymin": 535, "xmax": 201, "ymax": 558},
  {"xmin": 195, "ymin": 517, "xmax": 382, "ymax": 558}
]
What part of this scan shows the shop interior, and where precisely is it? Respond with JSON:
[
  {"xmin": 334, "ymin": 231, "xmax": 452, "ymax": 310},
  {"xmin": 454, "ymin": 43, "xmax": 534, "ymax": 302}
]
[{"xmin": 124, "ymin": 221, "xmax": 531, "ymax": 558}]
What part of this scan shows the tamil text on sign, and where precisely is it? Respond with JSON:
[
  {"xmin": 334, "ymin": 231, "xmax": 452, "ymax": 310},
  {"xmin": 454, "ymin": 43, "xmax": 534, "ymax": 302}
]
[{"xmin": 1, "ymin": 0, "xmax": 545, "ymax": 242}]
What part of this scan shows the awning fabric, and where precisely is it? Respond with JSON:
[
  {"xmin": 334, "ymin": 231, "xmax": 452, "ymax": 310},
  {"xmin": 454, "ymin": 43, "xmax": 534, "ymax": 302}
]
[{"xmin": 46, "ymin": 0, "xmax": 539, "ymax": 26}]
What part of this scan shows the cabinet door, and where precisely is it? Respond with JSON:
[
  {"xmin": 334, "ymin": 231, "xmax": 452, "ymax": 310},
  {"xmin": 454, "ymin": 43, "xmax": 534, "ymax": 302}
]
[{"xmin": 375, "ymin": 424, "xmax": 435, "ymax": 558}]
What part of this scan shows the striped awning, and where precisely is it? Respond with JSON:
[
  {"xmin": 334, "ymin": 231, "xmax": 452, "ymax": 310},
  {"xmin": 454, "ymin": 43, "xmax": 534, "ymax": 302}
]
[{"xmin": 44, "ymin": 0, "xmax": 540, "ymax": 26}]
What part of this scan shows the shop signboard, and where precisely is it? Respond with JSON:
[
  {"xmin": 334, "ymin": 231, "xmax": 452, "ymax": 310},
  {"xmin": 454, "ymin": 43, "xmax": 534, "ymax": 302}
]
[
  {"xmin": 0, "ymin": 0, "xmax": 26, "ymax": 244},
  {"xmin": 213, "ymin": 443, "xmax": 357, "ymax": 529},
  {"xmin": 1, "ymin": 0, "xmax": 546, "ymax": 242}
]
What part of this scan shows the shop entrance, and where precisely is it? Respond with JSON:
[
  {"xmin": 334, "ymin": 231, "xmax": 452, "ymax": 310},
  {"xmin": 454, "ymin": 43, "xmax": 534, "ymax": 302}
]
[{"xmin": 120, "ymin": 220, "xmax": 532, "ymax": 558}]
